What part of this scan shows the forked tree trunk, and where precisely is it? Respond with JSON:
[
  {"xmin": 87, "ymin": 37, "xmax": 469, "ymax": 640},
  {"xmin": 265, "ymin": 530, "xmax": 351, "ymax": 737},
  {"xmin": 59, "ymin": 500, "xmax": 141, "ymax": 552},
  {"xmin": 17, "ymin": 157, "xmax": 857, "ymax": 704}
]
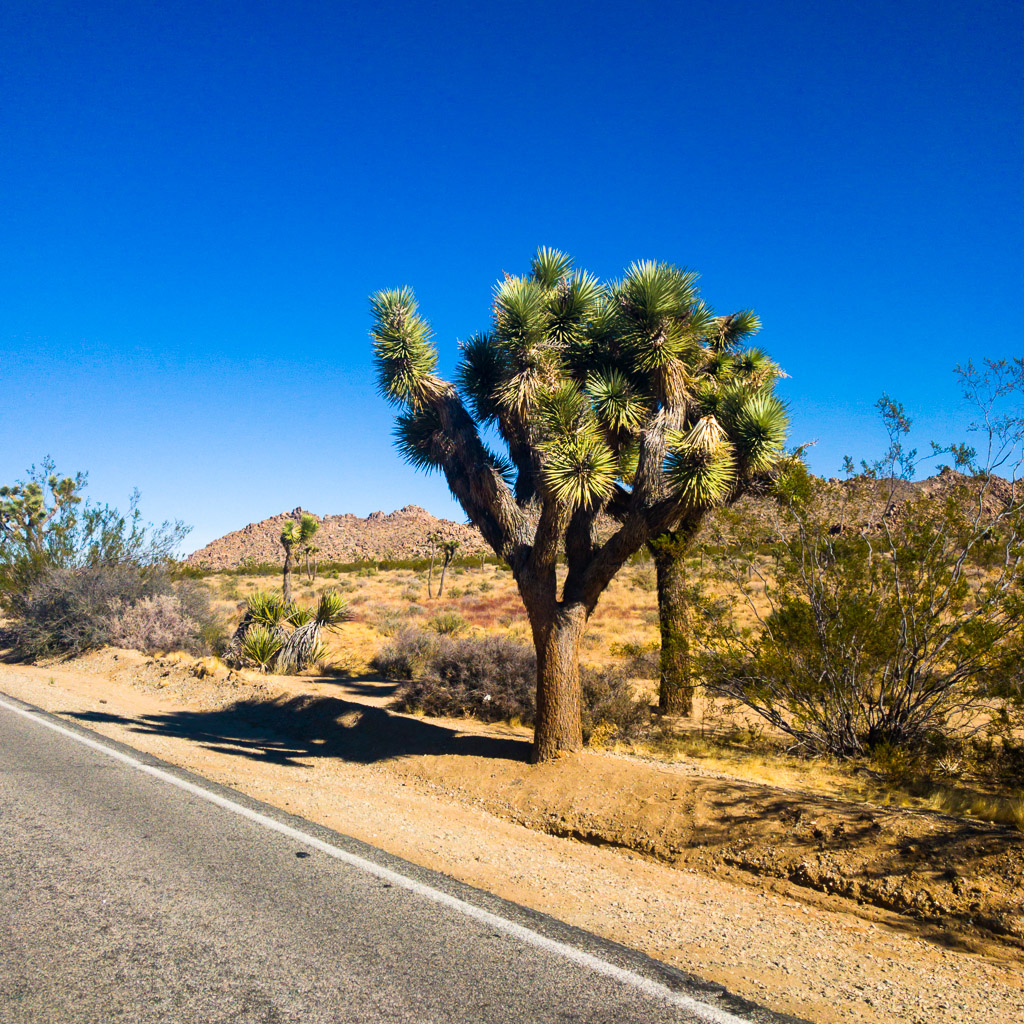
[
  {"xmin": 652, "ymin": 543, "xmax": 694, "ymax": 716},
  {"xmin": 530, "ymin": 604, "xmax": 587, "ymax": 763},
  {"xmin": 282, "ymin": 547, "xmax": 293, "ymax": 605}
]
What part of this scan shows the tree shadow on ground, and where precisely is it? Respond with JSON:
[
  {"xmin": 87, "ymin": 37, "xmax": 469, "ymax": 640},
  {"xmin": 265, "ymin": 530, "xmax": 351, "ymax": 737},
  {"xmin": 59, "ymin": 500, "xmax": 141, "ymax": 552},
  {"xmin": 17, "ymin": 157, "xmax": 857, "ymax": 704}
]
[{"xmin": 67, "ymin": 693, "xmax": 529, "ymax": 768}]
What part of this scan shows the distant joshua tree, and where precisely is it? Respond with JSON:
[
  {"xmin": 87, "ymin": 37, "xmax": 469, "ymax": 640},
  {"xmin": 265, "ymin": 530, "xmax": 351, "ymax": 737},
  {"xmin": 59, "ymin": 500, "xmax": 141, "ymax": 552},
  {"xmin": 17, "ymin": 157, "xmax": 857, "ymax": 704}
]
[
  {"xmin": 436, "ymin": 538, "xmax": 461, "ymax": 597},
  {"xmin": 304, "ymin": 543, "xmax": 321, "ymax": 582},
  {"xmin": 280, "ymin": 513, "xmax": 319, "ymax": 603}
]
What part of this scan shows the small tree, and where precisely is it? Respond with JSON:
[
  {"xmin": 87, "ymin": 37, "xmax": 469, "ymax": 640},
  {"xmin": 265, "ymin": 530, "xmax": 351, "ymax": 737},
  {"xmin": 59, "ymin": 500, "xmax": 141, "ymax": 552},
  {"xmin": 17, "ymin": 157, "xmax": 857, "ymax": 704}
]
[
  {"xmin": 436, "ymin": 538, "xmax": 461, "ymax": 597},
  {"xmin": 646, "ymin": 346, "xmax": 789, "ymax": 716},
  {"xmin": 371, "ymin": 249, "xmax": 786, "ymax": 761},
  {"xmin": 304, "ymin": 544, "xmax": 321, "ymax": 582},
  {"xmin": 425, "ymin": 530, "xmax": 441, "ymax": 599},
  {"xmin": 703, "ymin": 360, "xmax": 1024, "ymax": 756},
  {"xmin": 280, "ymin": 513, "xmax": 319, "ymax": 604}
]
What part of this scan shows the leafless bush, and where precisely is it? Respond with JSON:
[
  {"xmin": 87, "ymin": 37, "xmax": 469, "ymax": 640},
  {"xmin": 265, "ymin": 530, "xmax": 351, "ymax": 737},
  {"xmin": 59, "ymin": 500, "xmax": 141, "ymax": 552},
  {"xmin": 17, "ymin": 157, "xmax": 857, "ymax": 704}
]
[{"xmin": 379, "ymin": 630, "xmax": 651, "ymax": 741}]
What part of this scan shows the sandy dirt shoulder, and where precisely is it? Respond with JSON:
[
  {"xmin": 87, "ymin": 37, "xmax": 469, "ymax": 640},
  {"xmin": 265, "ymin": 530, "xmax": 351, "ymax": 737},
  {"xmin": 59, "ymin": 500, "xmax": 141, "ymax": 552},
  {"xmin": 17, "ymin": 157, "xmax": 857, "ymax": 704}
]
[{"xmin": 1, "ymin": 651, "xmax": 1021, "ymax": 1024}]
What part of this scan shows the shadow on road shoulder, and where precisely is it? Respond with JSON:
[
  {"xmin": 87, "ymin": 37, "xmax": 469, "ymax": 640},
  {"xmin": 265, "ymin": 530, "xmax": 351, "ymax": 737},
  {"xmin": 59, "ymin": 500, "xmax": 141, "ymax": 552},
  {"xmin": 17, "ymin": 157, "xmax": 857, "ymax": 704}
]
[{"xmin": 66, "ymin": 692, "xmax": 529, "ymax": 767}]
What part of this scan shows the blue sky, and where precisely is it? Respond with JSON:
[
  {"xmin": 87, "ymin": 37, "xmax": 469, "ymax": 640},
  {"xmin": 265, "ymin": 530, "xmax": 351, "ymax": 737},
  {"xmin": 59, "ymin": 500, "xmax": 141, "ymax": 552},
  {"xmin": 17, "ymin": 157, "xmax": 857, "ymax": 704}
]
[{"xmin": 2, "ymin": 1, "xmax": 1020, "ymax": 551}]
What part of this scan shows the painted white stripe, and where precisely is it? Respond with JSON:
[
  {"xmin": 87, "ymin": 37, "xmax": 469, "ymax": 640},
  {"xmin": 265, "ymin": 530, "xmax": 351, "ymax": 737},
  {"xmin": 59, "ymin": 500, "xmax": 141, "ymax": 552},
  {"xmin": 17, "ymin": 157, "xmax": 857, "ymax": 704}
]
[{"xmin": 0, "ymin": 694, "xmax": 751, "ymax": 1024}]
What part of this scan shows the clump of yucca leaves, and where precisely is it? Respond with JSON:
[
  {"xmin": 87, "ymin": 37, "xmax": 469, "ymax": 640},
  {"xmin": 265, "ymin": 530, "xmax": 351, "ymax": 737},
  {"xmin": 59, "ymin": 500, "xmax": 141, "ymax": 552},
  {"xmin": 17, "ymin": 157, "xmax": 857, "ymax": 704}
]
[
  {"xmin": 226, "ymin": 588, "xmax": 349, "ymax": 674},
  {"xmin": 278, "ymin": 589, "xmax": 351, "ymax": 673},
  {"xmin": 371, "ymin": 248, "xmax": 790, "ymax": 762},
  {"xmin": 240, "ymin": 623, "xmax": 283, "ymax": 673}
]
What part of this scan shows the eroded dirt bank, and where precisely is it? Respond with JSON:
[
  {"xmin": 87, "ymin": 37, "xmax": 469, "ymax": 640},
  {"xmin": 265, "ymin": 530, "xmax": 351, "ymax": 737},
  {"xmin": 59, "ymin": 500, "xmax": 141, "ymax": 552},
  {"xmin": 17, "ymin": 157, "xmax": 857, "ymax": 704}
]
[{"xmin": 2, "ymin": 649, "xmax": 1022, "ymax": 1024}]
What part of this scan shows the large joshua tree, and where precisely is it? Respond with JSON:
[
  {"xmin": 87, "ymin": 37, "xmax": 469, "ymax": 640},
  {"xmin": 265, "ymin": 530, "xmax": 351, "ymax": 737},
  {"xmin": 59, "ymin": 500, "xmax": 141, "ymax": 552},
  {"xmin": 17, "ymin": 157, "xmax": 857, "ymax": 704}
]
[{"xmin": 370, "ymin": 249, "xmax": 787, "ymax": 762}]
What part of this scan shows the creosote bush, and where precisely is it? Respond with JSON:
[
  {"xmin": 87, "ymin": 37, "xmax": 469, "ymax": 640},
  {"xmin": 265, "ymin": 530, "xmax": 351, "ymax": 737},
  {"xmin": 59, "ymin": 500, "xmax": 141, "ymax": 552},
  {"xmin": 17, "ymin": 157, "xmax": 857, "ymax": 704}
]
[{"xmin": 375, "ymin": 630, "xmax": 651, "ymax": 743}]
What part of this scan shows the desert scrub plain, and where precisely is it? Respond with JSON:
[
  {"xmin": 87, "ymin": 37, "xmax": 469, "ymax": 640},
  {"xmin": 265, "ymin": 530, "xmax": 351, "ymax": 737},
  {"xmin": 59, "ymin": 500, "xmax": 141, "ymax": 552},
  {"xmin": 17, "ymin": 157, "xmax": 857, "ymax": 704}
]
[{"xmin": 208, "ymin": 558, "xmax": 1024, "ymax": 827}]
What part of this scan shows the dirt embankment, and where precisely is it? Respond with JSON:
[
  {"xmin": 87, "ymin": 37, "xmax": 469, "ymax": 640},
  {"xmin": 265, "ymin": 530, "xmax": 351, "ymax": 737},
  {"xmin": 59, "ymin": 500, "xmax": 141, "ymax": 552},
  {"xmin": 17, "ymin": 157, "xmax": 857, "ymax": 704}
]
[
  {"xmin": 186, "ymin": 685, "xmax": 1024, "ymax": 954},
  {"xmin": 2, "ymin": 648, "xmax": 1023, "ymax": 1024}
]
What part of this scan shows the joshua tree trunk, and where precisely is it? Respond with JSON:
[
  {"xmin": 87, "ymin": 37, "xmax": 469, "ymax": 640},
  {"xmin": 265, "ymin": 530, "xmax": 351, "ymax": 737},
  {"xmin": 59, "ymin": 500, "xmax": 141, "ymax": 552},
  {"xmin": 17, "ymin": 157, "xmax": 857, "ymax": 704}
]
[
  {"xmin": 529, "ymin": 603, "xmax": 587, "ymax": 763},
  {"xmin": 437, "ymin": 556, "xmax": 449, "ymax": 597},
  {"xmin": 649, "ymin": 535, "xmax": 694, "ymax": 716},
  {"xmin": 282, "ymin": 547, "xmax": 293, "ymax": 604}
]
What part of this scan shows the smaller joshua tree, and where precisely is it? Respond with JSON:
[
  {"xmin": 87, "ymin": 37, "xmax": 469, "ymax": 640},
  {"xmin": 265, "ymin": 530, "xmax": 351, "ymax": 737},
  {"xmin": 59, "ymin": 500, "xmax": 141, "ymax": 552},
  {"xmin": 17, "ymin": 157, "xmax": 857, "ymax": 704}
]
[
  {"xmin": 278, "ymin": 589, "xmax": 350, "ymax": 672},
  {"xmin": 304, "ymin": 544, "xmax": 321, "ymax": 582},
  {"xmin": 280, "ymin": 513, "xmax": 319, "ymax": 604},
  {"xmin": 436, "ymin": 538, "xmax": 461, "ymax": 597}
]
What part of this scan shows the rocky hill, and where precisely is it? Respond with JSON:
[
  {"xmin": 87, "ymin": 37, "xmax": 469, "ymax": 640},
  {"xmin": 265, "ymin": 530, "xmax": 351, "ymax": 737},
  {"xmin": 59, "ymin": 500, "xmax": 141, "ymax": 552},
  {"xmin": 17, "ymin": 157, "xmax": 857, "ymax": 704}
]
[
  {"xmin": 187, "ymin": 471, "xmax": 1016, "ymax": 570},
  {"xmin": 186, "ymin": 506, "xmax": 490, "ymax": 569}
]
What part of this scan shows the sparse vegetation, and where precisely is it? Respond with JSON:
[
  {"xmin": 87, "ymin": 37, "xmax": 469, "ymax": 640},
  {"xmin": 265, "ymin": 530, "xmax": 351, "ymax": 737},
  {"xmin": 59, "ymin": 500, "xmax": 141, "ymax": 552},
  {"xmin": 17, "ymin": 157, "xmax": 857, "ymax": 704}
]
[
  {"xmin": 703, "ymin": 362, "xmax": 1024, "ymax": 760},
  {"xmin": 381, "ymin": 629, "xmax": 651, "ymax": 743}
]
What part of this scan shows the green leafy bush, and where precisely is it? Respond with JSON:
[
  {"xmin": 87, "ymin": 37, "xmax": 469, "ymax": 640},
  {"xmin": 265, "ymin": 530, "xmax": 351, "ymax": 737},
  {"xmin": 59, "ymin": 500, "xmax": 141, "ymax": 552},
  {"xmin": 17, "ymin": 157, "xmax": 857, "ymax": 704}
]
[{"xmin": 426, "ymin": 611, "xmax": 467, "ymax": 636}]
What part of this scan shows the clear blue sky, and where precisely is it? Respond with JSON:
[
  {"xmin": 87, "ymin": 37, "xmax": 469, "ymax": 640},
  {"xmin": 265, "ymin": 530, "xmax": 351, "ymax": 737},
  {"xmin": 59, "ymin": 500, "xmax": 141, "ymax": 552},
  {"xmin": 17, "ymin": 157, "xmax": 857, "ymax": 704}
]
[{"xmin": 2, "ymin": 1, "xmax": 1020, "ymax": 552}]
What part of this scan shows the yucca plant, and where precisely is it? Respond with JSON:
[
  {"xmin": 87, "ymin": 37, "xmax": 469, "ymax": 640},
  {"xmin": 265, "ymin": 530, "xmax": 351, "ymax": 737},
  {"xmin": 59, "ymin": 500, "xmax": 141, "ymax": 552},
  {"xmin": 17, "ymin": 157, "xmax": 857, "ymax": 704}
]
[
  {"xmin": 371, "ymin": 248, "xmax": 786, "ymax": 761},
  {"xmin": 277, "ymin": 589, "xmax": 350, "ymax": 673},
  {"xmin": 224, "ymin": 589, "xmax": 289, "ymax": 667},
  {"xmin": 241, "ymin": 623, "xmax": 283, "ymax": 673}
]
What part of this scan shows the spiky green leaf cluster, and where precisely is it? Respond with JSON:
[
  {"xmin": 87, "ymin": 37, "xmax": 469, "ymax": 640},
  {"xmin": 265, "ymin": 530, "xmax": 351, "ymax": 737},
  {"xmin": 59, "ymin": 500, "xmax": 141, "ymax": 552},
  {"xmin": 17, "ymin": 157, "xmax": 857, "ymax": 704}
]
[
  {"xmin": 665, "ymin": 429, "xmax": 737, "ymax": 508},
  {"xmin": 241, "ymin": 624, "xmax": 283, "ymax": 672},
  {"xmin": 394, "ymin": 407, "xmax": 449, "ymax": 472},
  {"xmin": 287, "ymin": 605, "xmax": 315, "ymax": 627},
  {"xmin": 246, "ymin": 590, "xmax": 287, "ymax": 626},
  {"xmin": 587, "ymin": 370, "xmax": 648, "ymax": 433},
  {"xmin": 731, "ymin": 393, "xmax": 790, "ymax": 472},
  {"xmin": 370, "ymin": 287, "xmax": 439, "ymax": 408},
  {"xmin": 315, "ymin": 588, "xmax": 351, "ymax": 627},
  {"xmin": 540, "ymin": 430, "xmax": 618, "ymax": 509}
]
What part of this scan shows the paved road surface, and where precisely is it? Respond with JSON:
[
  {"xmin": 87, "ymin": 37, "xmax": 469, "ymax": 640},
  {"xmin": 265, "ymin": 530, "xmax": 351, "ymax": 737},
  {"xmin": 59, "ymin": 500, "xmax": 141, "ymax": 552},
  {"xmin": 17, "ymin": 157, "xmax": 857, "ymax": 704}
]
[{"xmin": 0, "ymin": 692, "xmax": 801, "ymax": 1024}]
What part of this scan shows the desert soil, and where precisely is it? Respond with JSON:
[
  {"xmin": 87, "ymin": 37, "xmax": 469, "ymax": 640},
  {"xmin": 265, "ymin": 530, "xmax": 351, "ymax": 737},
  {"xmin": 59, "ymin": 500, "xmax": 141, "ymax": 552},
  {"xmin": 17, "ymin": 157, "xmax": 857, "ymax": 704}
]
[{"xmin": 1, "ymin": 650, "xmax": 1021, "ymax": 1024}]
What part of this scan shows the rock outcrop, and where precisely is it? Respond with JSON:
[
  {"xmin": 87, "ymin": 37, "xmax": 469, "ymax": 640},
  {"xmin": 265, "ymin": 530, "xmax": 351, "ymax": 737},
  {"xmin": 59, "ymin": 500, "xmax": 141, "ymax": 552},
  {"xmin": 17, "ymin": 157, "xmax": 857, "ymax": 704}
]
[{"xmin": 186, "ymin": 505, "xmax": 489, "ymax": 569}]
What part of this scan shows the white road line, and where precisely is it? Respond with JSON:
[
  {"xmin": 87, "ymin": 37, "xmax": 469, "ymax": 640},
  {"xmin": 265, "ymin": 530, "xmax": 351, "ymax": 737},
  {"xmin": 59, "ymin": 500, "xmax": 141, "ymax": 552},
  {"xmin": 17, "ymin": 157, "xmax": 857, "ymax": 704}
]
[{"xmin": 0, "ymin": 694, "xmax": 752, "ymax": 1024}]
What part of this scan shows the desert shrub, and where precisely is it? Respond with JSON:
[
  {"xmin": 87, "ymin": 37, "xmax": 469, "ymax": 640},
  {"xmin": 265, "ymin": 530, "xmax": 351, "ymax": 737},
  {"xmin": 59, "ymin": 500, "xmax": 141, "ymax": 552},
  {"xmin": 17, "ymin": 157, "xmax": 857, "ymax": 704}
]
[
  {"xmin": 11, "ymin": 567, "xmax": 222, "ymax": 659},
  {"xmin": 392, "ymin": 633, "xmax": 536, "ymax": 723},
  {"xmin": 704, "ymin": 373, "xmax": 1024, "ymax": 758},
  {"xmin": 108, "ymin": 594, "xmax": 202, "ymax": 655},
  {"xmin": 367, "ymin": 604, "xmax": 405, "ymax": 636},
  {"xmin": 370, "ymin": 628, "xmax": 437, "ymax": 680},
  {"xmin": 609, "ymin": 638, "xmax": 660, "ymax": 679},
  {"xmin": 427, "ymin": 610, "xmax": 467, "ymax": 636},
  {"xmin": 381, "ymin": 631, "xmax": 652, "ymax": 742},
  {"xmin": 580, "ymin": 665, "xmax": 652, "ymax": 744}
]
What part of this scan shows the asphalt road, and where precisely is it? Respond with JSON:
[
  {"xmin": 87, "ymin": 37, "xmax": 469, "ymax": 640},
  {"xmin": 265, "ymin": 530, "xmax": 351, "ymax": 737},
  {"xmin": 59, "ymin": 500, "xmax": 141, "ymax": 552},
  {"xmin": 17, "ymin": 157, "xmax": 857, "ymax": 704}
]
[{"xmin": 0, "ymin": 692, "xmax": 803, "ymax": 1024}]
